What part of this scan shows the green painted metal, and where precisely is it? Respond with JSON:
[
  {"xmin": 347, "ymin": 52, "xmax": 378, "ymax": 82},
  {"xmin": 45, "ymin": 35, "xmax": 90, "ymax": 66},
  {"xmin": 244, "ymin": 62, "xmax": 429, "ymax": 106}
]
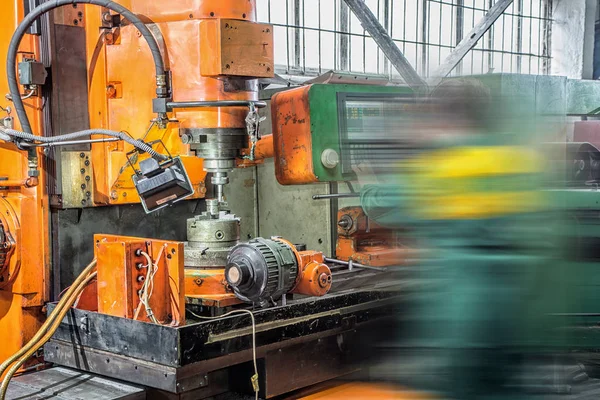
[{"xmin": 306, "ymin": 84, "xmax": 414, "ymax": 182}]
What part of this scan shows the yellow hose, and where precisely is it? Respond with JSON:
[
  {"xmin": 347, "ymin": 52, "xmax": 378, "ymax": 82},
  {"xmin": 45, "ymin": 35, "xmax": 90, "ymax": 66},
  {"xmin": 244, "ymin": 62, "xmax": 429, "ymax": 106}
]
[
  {"xmin": 0, "ymin": 264, "xmax": 97, "ymax": 399},
  {"xmin": 0, "ymin": 259, "xmax": 96, "ymax": 379}
]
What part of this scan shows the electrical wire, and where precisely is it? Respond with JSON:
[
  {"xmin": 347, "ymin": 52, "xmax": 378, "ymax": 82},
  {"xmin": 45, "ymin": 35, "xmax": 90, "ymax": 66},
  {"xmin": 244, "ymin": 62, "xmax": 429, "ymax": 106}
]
[
  {"xmin": 6, "ymin": 0, "xmax": 167, "ymax": 135},
  {"xmin": 0, "ymin": 259, "xmax": 97, "ymax": 379},
  {"xmin": 0, "ymin": 127, "xmax": 167, "ymax": 161},
  {"xmin": 187, "ymin": 308, "xmax": 259, "ymax": 400},
  {"xmin": 0, "ymin": 267, "xmax": 98, "ymax": 399},
  {"xmin": 133, "ymin": 246, "xmax": 166, "ymax": 324}
]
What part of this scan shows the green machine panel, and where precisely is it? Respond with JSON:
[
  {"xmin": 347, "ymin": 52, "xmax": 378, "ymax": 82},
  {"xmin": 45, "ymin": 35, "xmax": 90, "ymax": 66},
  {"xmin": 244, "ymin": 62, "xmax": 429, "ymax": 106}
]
[{"xmin": 271, "ymin": 84, "xmax": 414, "ymax": 184}]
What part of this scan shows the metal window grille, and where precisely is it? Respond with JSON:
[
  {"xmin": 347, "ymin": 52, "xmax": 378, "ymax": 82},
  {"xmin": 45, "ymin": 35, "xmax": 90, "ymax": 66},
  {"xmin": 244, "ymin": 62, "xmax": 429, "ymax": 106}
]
[{"xmin": 256, "ymin": 0, "xmax": 553, "ymax": 79}]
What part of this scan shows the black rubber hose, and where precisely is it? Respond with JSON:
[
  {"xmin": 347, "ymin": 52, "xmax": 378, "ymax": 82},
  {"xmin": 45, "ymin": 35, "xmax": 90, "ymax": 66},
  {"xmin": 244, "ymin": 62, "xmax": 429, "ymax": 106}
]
[
  {"xmin": 7, "ymin": 0, "xmax": 167, "ymax": 134},
  {"xmin": 0, "ymin": 127, "xmax": 168, "ymax": 161}
]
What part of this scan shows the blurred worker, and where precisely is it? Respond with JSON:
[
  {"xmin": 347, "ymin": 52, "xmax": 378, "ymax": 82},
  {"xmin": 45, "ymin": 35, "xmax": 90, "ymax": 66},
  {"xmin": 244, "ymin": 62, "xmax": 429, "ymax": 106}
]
[{"xmin": 357, "ymin": 78, "xmax": 561, "ymax": 399}]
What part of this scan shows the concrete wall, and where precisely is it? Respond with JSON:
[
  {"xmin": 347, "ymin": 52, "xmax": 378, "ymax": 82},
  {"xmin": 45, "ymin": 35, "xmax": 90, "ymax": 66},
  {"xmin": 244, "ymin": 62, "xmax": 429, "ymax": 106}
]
[{"xmin": 551, "ymin": 0, "xmax": 597, "ymax": 79}]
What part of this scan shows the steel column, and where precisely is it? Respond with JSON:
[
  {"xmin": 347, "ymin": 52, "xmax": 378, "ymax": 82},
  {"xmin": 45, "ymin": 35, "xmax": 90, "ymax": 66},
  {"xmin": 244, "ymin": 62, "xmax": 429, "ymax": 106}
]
[
  {"xmin": 343, "ymin": 0, "xmax": 426, "ymax": 90},
  {"xmin": 429, "ymin": 0, "xmax": 515, "ymax": 87}
]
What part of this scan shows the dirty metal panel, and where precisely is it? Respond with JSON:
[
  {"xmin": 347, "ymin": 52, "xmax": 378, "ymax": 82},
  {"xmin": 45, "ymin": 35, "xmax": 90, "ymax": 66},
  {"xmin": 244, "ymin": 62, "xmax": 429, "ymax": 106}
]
[
  {"xmin": 53, "ymin": 200, "xmax": 202, "ymax": 294},
  {"xmin": 47, "ymin": 304, "xmax": 180, "ymax": 366},
  {"xmin": 257, "ymin": 158, "xmax": 331, "ymax": 255},
  {"xmin": 224, "ymin": 166, "xmax": 258, "ymax": 240},
  {"xmin": 256, "ymin": 98, "xmax": 333, "ymax": 255},
  {"xmin": 262, "ymin": 335, "xmax": 359, "ymax": 398},
  {"xmin": 6, "ymin": 367, "xmax": 145, "ymax": 400},
  {"xmin": 60, "ymin": 151, "xmax": 94, "ymax": 208}
]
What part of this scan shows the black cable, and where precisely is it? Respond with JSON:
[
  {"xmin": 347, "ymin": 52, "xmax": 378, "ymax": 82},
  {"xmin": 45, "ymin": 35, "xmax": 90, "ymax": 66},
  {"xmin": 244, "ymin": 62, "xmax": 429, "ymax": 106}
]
[{"xmin": 7, "ymin": 0, "xmax": 167, "ymax": 134}]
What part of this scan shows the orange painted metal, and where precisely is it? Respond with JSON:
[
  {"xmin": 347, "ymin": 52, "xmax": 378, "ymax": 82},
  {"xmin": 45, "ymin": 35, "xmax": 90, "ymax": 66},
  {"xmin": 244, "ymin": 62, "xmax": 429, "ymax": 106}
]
[
  {"xmin": 275, "ymin": 237, "xmax": 332, "ymax": 297},
  {"xmin": 184, "ymin": 268, "xmax": 242, "ymax": 308},
  {"xmin": 0, "ymin": 2, "xmax": 50, "ymax": 370},
  {"xmin": 297, "ymin": 382, "xmax": 434, "ymax": 400},
  {"xmin": 237, "ymin": 134, "xmax": 274, "ymax": 168},
  {"xmin": 200, "ymin": 19, "xmax": 274, "ymax": 78},
  {"xmin": 94, "ymin": 234, "xmax": 185, "ymax": 326},
  {"xmin": 84, "ymin": 0, "xmax": 270, "ymax": 206},
  {"xmin": 292, "ymin": 251, "xmax": 332, "ymax": 297},
  {"xmin": 336, "ymin": 207, "xmax": 409, "ymax": 267},
  {"xmin": 113, "ymin": 0, "xmax": 257, "ymax": 22},
  {"xmin": 271, "ymin": 86, "xmax": 319, "ymax": 185}
]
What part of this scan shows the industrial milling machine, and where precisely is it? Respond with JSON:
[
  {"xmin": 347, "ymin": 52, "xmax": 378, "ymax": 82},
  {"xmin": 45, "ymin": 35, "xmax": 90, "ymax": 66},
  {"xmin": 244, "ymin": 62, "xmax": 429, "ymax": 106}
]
[{"xmin": 0, "ymin": 1, "xmax": 408, "ymax": 398}]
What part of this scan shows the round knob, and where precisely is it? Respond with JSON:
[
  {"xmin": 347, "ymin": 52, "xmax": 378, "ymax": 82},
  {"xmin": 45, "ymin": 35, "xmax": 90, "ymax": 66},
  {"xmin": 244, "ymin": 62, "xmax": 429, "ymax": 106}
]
[
  {"xmin": 226, "ymin": 260, "xmax": 252, "ymax": 287},
  {"xmin": 321, "ymin": 148, "xmax": 340, "ymax": 169}
]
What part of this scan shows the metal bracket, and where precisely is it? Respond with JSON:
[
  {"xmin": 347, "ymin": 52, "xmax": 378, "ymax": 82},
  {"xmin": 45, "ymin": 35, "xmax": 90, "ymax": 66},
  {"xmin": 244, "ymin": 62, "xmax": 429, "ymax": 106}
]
[
  {"xmin": 343, "ymin": 0, "xmax": 426, "ymax": 90},
  {"xmin": 428, "ymin": 0, "xmax": 515, "ymax": 87}
]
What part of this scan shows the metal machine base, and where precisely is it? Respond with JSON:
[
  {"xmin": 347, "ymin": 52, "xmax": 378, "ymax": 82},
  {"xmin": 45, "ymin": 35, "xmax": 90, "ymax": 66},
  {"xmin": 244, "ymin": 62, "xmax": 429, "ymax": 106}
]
[{"xmin": 44, "ymin": 290, "xmax": 401, "ymax": 398}]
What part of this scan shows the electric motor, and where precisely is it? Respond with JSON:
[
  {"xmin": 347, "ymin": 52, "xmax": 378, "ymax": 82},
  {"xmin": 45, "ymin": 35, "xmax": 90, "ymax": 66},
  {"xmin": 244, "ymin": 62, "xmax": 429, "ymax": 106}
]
[{"xmin": 225, "ymin": 238, "xmax": 298, "ymax": 305}]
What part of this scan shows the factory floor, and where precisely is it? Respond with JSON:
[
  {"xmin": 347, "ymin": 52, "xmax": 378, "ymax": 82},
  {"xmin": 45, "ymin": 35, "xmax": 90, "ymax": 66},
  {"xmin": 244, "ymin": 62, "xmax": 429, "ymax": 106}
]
[{"xmin": 7, "ymin": 366, "xmax": 600, "ymax": 399}]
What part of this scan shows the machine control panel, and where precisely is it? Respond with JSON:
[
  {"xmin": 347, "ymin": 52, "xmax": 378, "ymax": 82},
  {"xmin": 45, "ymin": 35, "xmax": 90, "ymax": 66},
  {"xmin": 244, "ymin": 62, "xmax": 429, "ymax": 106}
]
[{"xmin": 271, "ymin": 84, "xmax": 414, "ymax": 185}]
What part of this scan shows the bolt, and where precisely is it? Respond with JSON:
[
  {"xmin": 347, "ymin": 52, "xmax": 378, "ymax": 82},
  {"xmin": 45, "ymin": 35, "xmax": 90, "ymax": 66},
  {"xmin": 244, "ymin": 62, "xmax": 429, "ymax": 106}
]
[
  {"xmin": 106, "ymin": 84, "xmax": 117, "ymax": 98},
  {"xmin": 318, "ymin": 273, "xmax": 329, "ymax": 288},
  {"xmin": 81, "ymin": 199, "xmax": 87, "ymax": 205},
  {"xmin": 79, "ymin": 152, "xmax": 85, "ymax": 158},
  {"xmin": 102, "ymin": 12, "xmax": 112, "ymax": 23},
  {"xmin": 80, "ymin": 168, "xmax": 85, "ymax": 174},
  {"xmin": 110, "ymin": 191, "xmax": 118, "ymax": 200},
  {"xmin": 84, "ymin": 160, "xmax": 90, "ymax": 166},
  {"xmin": 86, "ymin": 191, "xmax": 91, "ymax": 198},
  {"xmin": 180, "ymin": 133, "xmax": 191, "ymax": 144},
  {"xmin": 122, "ymin": 192, "xmax": 127, "ymax": 197},
  {"xmin": 85, "ymin": 175, "xmax": 90, "ymax": 181},
  {"xmin": 81, "ymin": 184, "xmax": 86, "ymax": 189}
]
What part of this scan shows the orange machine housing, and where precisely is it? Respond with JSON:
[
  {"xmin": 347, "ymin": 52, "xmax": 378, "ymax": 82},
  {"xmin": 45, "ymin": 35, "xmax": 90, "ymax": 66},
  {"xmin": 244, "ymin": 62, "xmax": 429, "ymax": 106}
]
[
  {"xmin": 336, "ymin": 207, "xmax": 409, "ymax": 267},
  {"xmin": 0, "ymin": 2, "xmax": 50, "ymax": 371},
  {"xmin": 83, "ymin": 0, "xmax": 273, "ymax": 205},
  {"xmin": 92, "ymin": 234, "xmax": 185, "ymax": 326},
  {"xmin": 271, "ymin": 86, "xmax": 318, "ymax": 185},
  {"xmin": 276, "ymin": 238, "xmax": 333, "ymax": 297}
]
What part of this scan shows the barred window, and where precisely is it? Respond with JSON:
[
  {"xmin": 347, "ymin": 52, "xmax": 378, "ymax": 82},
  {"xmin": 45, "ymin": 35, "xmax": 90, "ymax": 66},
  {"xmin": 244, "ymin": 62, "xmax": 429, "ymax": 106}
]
[{"xmin": 256, "ymin": 0, "xmax": 553, "ymax": 79}]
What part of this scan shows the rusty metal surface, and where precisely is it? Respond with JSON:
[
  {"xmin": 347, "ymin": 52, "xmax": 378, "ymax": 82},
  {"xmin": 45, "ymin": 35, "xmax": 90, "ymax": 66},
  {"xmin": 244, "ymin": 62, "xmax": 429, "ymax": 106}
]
[
  {"xmin": 5, "ymin": 367, "xmax": 145, "ymax": 400},
  {"xmin": 200, "ymin": 19, "xmax": 274, "ymax": 78},
  {"xmin": 94, "ymin": 234, "xmax": 185, "ymax": 325},
  {"xmin": 59, "ymin": 151, "xmax": 94, "ymax": 208}
]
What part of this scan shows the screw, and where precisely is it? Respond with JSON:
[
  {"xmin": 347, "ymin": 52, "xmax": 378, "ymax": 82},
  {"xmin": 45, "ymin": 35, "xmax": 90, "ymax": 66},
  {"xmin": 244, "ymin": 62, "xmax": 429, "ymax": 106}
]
[
  {"xmin": 85, "ymin": 176, "xmax": 90, "ymax": 181},
  {"xmin": 81, "ymin": 199, "xmax": 86, "ymax": 205},
  {"xmin": 84, "ymin": 160, "xmax": 90, "ymax": 166},
  {"xmin": 194, "ymin": 278, "xmax": 203, "ymax": 286},
  {"xmin": 86, "ymin": 191, "xmax": 91, "ymax": 198},
  {"xmin": 80, "ymin": 168, "xmax": 85, "ymax": 174},
  {"xmin": 80, "ymin": 152, "xmax": 85, "ymax": 158},
  {"xmin": 110, "ymin": 191, "xmax": 118, "ymax": 200},
  {"xmin": 81, "ymin": 184, "xmax": 86, "ymax": 189}
]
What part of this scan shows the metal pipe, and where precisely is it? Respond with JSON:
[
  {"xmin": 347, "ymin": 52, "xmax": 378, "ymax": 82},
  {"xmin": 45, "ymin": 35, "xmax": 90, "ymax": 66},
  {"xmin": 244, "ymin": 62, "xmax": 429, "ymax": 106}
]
[
  {"xmin": 167, "ymin": 100, "xmax": 267, "ymax": 109},
  {"xmin": 24, "ymin": 138, "xmax": 121, "ymax": 147},
  {"xmin": 312, "ymin": 193, "xmax": 360, "ymax": 200},
  {"xmin": 0, "ymin": 177, "xmax": 39, "ymax": 188},
  {"xmin": 324, "ymin": 257, "xmax": 386, "ymax": 272}
]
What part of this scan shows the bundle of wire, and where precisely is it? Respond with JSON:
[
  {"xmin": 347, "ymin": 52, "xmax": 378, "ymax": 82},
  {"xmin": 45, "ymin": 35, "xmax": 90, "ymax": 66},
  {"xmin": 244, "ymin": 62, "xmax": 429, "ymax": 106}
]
[
  {"xmin": 0, "ymin": 259, "xmax": 98, "ymax": 399},
  {"xmin": 133, "ymin": 246, "xmax": 166, "ymax": 324}
]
